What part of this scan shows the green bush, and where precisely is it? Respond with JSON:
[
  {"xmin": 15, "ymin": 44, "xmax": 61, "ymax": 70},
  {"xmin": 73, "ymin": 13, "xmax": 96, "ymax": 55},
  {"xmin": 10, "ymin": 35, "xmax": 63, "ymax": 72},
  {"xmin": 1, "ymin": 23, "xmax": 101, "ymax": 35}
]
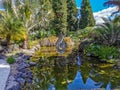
[
  {"xmin": 67, "ymin": 27, "xmax": 94, "ymax": 42},
  {"xmin": 7, "ymin": 56, "xmax": 15, "ymax": 64},
  {"xmin": 84, "ymin": 44, "xmax": 119, "ymax": 60}
]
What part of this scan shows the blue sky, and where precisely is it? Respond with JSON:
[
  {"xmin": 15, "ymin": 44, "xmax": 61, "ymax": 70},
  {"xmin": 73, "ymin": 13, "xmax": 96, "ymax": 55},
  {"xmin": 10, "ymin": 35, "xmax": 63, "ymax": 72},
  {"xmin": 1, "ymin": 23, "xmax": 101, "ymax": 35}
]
[{"xmin": 75, "ymin": 0, "xmax": 109, "ymax": 12}]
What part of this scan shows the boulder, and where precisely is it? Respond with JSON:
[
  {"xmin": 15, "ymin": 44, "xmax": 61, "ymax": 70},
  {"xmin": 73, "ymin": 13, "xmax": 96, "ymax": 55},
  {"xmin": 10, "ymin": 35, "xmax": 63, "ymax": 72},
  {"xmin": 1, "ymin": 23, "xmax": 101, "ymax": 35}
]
[
  {"xmin": 0, "ymin": 54, "xmax": 6, "ymax": 59},
  {"xmin": 8, "ymin": 44, "xmax": 19, "ymax": 51},
  {"xmin": 6, "ymin": 81, "xmax": 20, "ymax": 90},
  {"xmin": 40, "ymin": 38, "xmax": 51, "ymax": 46},
  {"xmin": 22, "ymin": 55, "xmax": 31, "ymax": 60},
  {"xmin": 16, "ymin": 77, "xmax": 25, "ymax": 86},
  {"xmin": 40, "ymin": 36, "xmax": 74, "ymax": 46},
  {"xmin": 17, "ymin": 62, "xmax": 28, "ymax": 70},
  {"xmin": 28, "ymin": 61, "xmax": 36, "ymax": 67}
]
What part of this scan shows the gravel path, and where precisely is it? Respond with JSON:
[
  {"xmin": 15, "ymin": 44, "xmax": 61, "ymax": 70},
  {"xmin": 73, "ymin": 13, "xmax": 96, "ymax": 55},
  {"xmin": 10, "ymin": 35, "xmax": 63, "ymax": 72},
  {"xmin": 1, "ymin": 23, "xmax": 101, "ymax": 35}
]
[{"xmin": 0, "ymin": 59, "xmax": 10, "ymax": 90}]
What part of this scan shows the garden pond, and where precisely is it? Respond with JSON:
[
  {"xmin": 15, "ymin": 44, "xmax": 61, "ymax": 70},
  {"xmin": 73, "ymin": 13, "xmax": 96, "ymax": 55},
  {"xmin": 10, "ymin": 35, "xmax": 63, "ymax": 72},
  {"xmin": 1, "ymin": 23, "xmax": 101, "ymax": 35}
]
[{"xmin": 30, "ymin": 46, "xmax": 120, "ymax": 90}]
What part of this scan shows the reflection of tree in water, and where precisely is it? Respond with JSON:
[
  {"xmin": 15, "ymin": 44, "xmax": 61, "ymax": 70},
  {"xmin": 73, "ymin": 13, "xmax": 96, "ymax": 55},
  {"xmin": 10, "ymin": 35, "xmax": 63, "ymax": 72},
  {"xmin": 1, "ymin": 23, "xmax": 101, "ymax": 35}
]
[
  {"xmin": 31, "ymin": 53, "xmax": 120, "ymax": 89},
  {"xmin": 53, "ymin": 56, "xmax": 68, "ymax": 89},
  {"xmin": 32, "ymin": 56, "xmax": 55, "ymax": 90}
]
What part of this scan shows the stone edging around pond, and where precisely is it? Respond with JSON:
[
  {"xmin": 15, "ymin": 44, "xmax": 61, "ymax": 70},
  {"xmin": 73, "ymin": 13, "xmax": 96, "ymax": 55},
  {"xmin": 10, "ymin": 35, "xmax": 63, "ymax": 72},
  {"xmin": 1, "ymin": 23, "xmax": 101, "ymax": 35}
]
[
  {"xmin": 5, "ymin": 43, "xmax": 40, "ymax": 90},
  {"xmin": 5, "ymin": 53, "xmax": 36, "ymax": 90}
]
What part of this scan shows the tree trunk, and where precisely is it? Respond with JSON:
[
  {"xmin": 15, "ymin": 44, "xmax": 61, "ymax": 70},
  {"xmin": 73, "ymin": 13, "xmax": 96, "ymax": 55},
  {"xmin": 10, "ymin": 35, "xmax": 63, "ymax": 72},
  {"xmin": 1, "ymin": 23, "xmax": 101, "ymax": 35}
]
[{"xmin": 6, "ymin": 34, "xmax": 11, "ymax": 46}]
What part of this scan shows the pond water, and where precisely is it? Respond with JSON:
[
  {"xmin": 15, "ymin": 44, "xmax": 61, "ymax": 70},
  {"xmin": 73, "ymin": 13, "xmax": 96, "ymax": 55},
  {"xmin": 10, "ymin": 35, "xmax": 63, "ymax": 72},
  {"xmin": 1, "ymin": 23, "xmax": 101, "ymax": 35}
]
[{"xmin": 31, "ymin": 46, "xmax": 120, "ymax": 90}]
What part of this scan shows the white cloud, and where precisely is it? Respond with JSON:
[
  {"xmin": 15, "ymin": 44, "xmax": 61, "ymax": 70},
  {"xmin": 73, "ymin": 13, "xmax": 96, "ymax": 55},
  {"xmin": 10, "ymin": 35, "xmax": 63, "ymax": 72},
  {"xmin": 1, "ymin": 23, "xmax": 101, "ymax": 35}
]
[{"xmin": 93, "ymin": 6, "xmax": 118, "ymax": 24}]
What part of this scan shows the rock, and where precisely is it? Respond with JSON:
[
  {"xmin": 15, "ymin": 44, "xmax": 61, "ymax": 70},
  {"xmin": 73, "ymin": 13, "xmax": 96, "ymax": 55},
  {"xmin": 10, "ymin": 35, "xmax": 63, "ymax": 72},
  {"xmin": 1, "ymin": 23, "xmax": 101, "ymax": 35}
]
[
  {"xmin": 16, "ymin": 53, "xmax": 24, "ymax": 57},
  {"xmin": 26, "ymin": 71, "xmax": 33, "ymax": 79},
  {"xmin": 6, "ymin": 81, "xmax": 20, "ymax": 90},
  {"xmin": 6, "ymin": 52, "xmax": 34, "ymax": 89},
  {"xmin": 16, "ymin": 77, "xmax": 25, "ymax": 86},
  {"xmin": 31, "ymin": 46, "xmax": 38, "ymax": 51},
  {"xmin": 1, "ymin": 41, "xmax": 7, "ymax": 46},
  {"xmin": 29, "ymin": 61, "xmax": 36, "ymax": 67},
  {"xmin": 40, "ymin": 36, "xmax": 74, "ymax": 46},
  {"xmin": 22, "ymin": 71, "xmax": 33, "ymax": 79},
  {"xmin": 18, "ymin": 69, "xmax": 27, "ymax": 73},
  {"xmin": 26, "ymin": 78, "xmax": 32, "ymax": 84},
  {"xmin": 8, "ymin": 76, "xmax": 15, "ymax": 81},
  {"xmin": 6, "ymin": 48, "xmax": 12, "ymax": 53},
  {"xmin": 40, "ymin": 38, "xmax": 50, "ymax": 46},
  {"xmin": 22, "ymin": 55, "xmax": 31, "ymax": 60},
  {"xmin": 0, "ymin": 54, "xmax": 6, "ymax": 59},
  {"xmin": 17, "ymin": 62, "xmax": 27, "ymax": 70},
  {"xmin": 9, "ymin": 44, "xmax": 19, "ymax": 51},
  {"xmin": 15, "ymin": 72, "xmax": 23, "ymax": 78},
  {"xmin": 35, "ymin": 44, "xmax": 41, "ymax": 50}
]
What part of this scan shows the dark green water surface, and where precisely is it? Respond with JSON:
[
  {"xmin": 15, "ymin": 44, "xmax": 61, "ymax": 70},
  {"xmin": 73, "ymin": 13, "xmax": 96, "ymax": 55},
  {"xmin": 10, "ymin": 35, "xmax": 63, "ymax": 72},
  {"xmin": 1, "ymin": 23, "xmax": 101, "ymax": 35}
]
[{"xmin": 30, "ymin": 46, "xmax": 120, "ymax": 90}]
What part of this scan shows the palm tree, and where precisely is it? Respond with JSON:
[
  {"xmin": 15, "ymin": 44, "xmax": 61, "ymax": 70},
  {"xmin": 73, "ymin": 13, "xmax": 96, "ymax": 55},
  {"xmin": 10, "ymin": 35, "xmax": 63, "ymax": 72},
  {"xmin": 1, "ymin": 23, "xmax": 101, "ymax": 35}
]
[
  {"xmin": 0, "ymin": 12, "xmax": 26, "ymax": 46},
  {"xmin": 95, "ymin": 17, "xmax": 120, "ymax": 46},
  {"xmin": 4, "ymin": 0, "xmax": 53, "ymax": 48},
  {"xmin": 104, "ymin": 0, "xmax": 120, "ymax": 16}
]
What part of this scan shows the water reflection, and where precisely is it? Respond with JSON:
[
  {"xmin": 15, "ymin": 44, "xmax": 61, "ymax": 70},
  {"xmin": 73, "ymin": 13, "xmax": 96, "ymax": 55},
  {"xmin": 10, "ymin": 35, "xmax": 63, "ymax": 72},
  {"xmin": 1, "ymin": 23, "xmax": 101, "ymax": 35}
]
[
  {"xmin": 106, "ymin": 82, "xmax": 111, "ymax": 90},
  {"xmin": 48, "ymin": 84, "xmax": 56, "ymax": 90},
  {"xmin": 89, "ymin": 69, "xmax": 100, "ymax": 78},
  {"xmin": 31, "ymin": 47, "xmax": 120, "ymax": 90},
  {"xmin": 68, "ymin": 71, "xmax": 102, "ymax": 90},
  {"xmin": 76, "ymin": 56, "xmax": 81, "ymax": 66},
  {"xmin": 47, "ymin": 71, "xmax": 112, "ymax": 90}
]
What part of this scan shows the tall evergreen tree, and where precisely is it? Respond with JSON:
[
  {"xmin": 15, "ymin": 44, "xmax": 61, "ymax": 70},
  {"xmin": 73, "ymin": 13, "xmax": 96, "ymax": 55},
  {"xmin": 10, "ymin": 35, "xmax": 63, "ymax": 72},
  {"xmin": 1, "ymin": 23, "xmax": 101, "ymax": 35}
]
[
  {"xmin": 67, "ymin": 0, "xmax": 77, "ymax": 31},
  {"xmin": 51, "ymin": 0, "xmax": 67, "ymax": 35},
  {"xmin": 79, "ymin": 0, "xmax": 95, "ymax": 29}
]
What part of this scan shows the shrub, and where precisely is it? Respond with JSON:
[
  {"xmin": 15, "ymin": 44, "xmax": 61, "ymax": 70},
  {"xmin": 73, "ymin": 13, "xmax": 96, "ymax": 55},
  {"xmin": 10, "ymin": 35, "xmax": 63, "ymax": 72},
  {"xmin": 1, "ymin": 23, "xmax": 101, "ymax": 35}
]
[
  {"xmin": 7, "ymin": 56, "xmax": 15, "ymax": 64},
  {"xmin": 67, "ymin": 27, "xmax": 94, "ymax": 42},
  {"xmin": 84, "ymin": 44, "xmax": 119, "ymax": 60}
]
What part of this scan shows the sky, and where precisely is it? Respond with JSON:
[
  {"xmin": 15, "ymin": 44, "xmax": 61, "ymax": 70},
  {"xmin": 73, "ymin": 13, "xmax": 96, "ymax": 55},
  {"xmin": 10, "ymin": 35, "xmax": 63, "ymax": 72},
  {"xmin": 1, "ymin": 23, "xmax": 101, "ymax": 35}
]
[
  {"xmin": 75, "ymin": 0, "xmax": 109, "ymax": 12},
  {"xmin": 75, "ymin": 0, "xmax": 119, "ymax": 24},
  {"xmin": 93, "ymin": 7, "xmax": 118, "ymax": 24}
]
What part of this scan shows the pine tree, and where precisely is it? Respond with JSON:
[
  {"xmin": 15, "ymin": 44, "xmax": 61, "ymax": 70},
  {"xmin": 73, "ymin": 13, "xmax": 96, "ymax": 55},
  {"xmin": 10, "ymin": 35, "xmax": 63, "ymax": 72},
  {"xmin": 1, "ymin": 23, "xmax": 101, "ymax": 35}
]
[
  {"xmin": 79, "ymin": 0, "xmax": 95, "ymax": 29},
  {"xmin": 51, "ymin": 0, "xmax": 67, "ymax": 35},
  {"xmin": 67, "ymin": 0, "xmax": 77, "ymax": 31}
]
